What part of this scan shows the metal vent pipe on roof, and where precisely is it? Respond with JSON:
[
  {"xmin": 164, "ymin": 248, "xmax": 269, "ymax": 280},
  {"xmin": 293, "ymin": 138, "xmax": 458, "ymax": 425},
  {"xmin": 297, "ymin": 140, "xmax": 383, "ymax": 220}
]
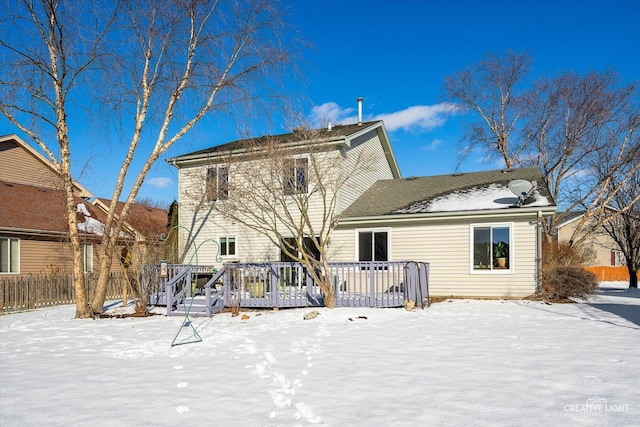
[{"xmin": 357, "ymin": 97, "xmax": 363, "ymax": 125}]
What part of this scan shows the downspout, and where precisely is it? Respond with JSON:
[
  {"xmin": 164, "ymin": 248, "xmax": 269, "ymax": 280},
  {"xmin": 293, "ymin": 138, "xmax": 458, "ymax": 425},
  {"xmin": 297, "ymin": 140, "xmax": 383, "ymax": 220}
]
[{"xmin": 536, "ymin": 210, "xmax": 543, "ymax": 293}]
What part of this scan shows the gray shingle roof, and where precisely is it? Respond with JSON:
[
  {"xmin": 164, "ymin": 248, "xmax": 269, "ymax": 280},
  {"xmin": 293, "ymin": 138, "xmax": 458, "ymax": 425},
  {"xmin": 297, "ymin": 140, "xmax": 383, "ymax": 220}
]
[
  {"xmin": 341, "ymin": 167, "xmax": 555, "ymax": 218},
  {"xmin": 169, "ymin": 121, "xmax": 382, "ymax": 161}
]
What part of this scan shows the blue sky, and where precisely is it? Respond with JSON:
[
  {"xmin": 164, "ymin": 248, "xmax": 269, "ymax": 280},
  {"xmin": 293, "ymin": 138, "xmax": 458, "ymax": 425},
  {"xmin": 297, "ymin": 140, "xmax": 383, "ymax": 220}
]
[{"xmin": 2, "ymin": 0, "xmax": 638, "ymax": 205}]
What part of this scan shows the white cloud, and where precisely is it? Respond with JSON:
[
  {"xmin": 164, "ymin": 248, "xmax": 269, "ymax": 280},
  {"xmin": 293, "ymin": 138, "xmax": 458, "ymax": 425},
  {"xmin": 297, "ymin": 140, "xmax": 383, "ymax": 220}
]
[
  {"xmin": 373, "ymin": 103, "xmax": 459, "ymax": 132},
  {"xmin": 421, "ymin": 139, "xmax": 443, "ymax": 151},
  {"xmin": 146, "ymin": 177, "xmax": 173, "ymax": 189},
  {"xmin": 309, "ymin": 102, "xmax": 354, "ymax": 126},
  {"xmin": 309, "ymin": 102, "xmax": 459, "ymax": 132}
]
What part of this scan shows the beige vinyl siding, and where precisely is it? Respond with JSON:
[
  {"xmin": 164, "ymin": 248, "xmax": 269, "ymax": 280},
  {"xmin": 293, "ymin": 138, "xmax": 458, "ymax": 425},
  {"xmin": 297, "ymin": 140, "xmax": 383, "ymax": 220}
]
[
  {"xmin": 0, "ymin": 138, "xmax": 91, "ymax": 197},
  {"xmin": 331, "ymin": 213, "xmax": 540, "ymax": 298},
  {"xmin": 177, "ymin": 150, "xmax": 342, "ymax": 267},
  {"xmin": 0, "ymin": 140, "xmax": 62, "ymax": 189},
  {"xmin": 178, "ymin": 166, "xmax": 281, "ymax": 267},
  {"xmin": 339, "ymin": 130, "xmax": 395, "ymax": 213},
  {"xmin": 558, "ymin": 217, "xmax": 620, "ymax": 266}
]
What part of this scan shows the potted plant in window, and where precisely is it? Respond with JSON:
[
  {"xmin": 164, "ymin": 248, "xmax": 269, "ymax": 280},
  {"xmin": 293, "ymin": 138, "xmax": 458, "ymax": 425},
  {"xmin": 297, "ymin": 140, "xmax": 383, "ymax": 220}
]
[{"xmin": 494, "ymin": 241, "xmax": 508, "ymax": 268}]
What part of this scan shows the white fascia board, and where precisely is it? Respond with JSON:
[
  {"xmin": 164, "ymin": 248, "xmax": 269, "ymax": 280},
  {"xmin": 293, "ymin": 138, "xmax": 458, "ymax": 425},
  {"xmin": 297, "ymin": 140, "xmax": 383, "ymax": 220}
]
[
  {"xmin": 167, "ymin": 138, "xmax": 349, "ymax": 168},
  {"xmin": 556, "ymin": 214, "xmax": 585, "ymax": 229},
  {"xmin": 342, "ymin": 122, "xmax": 401, "ymax": 179},
  {"xmin": 338, "ymin": 205, "xmax": 557, "ymax": 226}
]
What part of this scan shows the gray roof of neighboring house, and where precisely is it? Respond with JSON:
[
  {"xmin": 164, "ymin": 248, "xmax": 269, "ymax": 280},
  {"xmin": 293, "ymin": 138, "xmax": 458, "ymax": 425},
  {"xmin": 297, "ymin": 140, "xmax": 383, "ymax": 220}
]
[
  {"xmin": 341, "ymin": 167, "xmax": 555, "ymax": 218},
  {"xmin": 168, "ymin": 120, "xmax": 382, "ymax": 161},
  {"xmin": 555, "ymin": 211, "xmax": 586, "ymax": 227}
]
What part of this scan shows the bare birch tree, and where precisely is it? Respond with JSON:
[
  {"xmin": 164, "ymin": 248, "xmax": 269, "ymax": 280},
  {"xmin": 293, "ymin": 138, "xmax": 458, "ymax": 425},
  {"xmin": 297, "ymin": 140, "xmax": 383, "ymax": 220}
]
[
  {"xmin": 599, "ymin": 179, "xmax": 640, "ymax": 289},
  {"xmin": 524, "ymin": 71, "xmax": 640, "ymax": 243},
  {"xmin": 443, "ymin": 50, "xmax": 532, "ymax": 169},
  {"xmin": 1, "ymin": 0, "xmax": 295, "ymax": 317},
  {"xmin": 210, "ymin": 125, "xmax": 377, "ymax": 308}
]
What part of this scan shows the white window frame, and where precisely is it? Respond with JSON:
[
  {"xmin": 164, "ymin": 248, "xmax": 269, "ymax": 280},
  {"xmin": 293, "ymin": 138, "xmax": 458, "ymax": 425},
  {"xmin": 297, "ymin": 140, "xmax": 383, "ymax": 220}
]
[
  {"xmin": 611, "ymin": 250, "xmax": 625, "ymax": 266},
  {"xmin": 0, "ymin": 237, "xmax": 20, "ymax": 274},
  {"xmin": 83, "ymin": 243, "xmax": 94, "ymax": 273},
  {"xmin": 219, "ymin": 236, "xmax": 237, "ymax": 258},
  {"xmin": 355, "ymin": 228, "xmax": 391, "ymax": 262},
  {"xmin": 469, "ymin": 222, "xmax": 514, "ymax": 274}
]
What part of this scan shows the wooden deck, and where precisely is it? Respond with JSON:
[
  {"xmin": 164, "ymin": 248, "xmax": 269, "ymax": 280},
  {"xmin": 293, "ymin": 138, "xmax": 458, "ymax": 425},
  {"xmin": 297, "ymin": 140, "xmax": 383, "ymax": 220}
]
[{"xmin": 145, "ymin": 261, "xmax": 429, "ymax": 317}]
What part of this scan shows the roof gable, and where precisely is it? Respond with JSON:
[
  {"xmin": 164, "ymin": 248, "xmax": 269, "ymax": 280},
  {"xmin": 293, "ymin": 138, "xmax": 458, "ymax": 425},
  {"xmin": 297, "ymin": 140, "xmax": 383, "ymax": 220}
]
[
  {"xmin": 166, "ymin": 121, "xmax": 401, "ymax": 178},
  {"xmin": 0, "ymin": 134, "xmax": 93, "ymax": 198},
  {"xmin": 341, "ymin": 167, "xmax": 556, "ymax": 219}
]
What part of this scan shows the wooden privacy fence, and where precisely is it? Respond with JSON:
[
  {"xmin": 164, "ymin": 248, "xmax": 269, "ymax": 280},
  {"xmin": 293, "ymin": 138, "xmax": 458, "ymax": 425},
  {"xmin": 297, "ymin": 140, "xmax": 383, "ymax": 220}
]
[
  {"xmin": 1, "ymin": 273, "xmax": 126, "ymax": 314},
  {"xmin": 583, "ymin": 266, "xmax": 637, "ymax": 282}
]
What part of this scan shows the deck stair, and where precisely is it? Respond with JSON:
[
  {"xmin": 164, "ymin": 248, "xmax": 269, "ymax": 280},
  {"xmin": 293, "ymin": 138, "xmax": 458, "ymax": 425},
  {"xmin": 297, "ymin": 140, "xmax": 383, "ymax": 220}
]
[
  {"xmin": 172, "ymin": 295, "xmax": 224, "ymax": 317},
  {"xmin": 165, "ymin": 267, "xmax": 227, "ymax": 317}
]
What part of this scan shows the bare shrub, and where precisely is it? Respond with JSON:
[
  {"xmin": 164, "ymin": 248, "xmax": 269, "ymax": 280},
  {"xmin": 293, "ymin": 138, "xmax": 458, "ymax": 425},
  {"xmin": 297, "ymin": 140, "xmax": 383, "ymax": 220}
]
[
  {"xmin": 540, "ymin": 241, "xmax": 598, "ymax": 300},
  {"xmin": 541, "ymin": 241, "xmax": 594, "ymax": 269},
  {"xmin": 542, "ymin": 266, "xmax": 598, "ymax": 300}
]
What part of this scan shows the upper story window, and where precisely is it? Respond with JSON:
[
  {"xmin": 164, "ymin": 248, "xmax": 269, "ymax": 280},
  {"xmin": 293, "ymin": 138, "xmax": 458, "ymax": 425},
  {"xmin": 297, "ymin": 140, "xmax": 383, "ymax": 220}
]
[
  {"xmin": 0, "ymin": 237, "xmax": 19, "ymax": 273},
  {"xmin": 358, "ymin": 230, "xmax": 389, "ymax": 262},
  {"xmin": 471, "ymin": 224, "xmax": 512, "ymax": 272},
  {"xmin": 206, "ymin": 166, "xmax": 229, "ymax": 202},
  {"xmin": 284, "ymin": 158, "xmax": 308, "ymax": 195}
]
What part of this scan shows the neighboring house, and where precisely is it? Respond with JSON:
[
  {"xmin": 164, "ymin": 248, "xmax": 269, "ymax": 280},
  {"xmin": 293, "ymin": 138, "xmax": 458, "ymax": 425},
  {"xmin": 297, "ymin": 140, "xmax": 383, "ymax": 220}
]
[
  {"xmin": 0, "ymin": 134, "xmax": 123, "ymax": 275},
  {"xmin": 93, "ymin": 198, "xmax": 168, "ymax": 243},
  {"xmin": 556, "ymin": 210, "xmax": 634, "ymax": 281},
  {"xmin": 168, "ymin": 121, "xmax": 556, "ymax": 298},
  {"xmin": 93, "ymin": 198, "xmax": 169, "ymax": 267}
]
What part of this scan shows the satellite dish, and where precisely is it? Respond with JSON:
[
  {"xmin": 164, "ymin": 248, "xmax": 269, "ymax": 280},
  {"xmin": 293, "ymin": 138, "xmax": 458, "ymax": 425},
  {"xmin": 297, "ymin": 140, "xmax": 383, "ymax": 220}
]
[{"xmin": 508, "ymin": 179, "xmax": 537, "ymax": 207}]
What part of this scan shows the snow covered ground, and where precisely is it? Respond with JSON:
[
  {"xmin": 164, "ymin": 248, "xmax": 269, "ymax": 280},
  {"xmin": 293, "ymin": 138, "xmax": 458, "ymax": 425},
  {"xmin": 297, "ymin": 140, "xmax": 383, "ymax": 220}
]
[{"xmin": 1, "ymin": 283, "xmax": 638, "ymax": 426}]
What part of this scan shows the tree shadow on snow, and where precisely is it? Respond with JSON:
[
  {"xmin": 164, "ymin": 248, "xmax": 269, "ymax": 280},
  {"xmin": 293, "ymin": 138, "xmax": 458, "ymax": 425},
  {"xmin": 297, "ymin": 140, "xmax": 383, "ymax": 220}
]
[{"xmin": 585, "ymin": 288, "xmax": 640, "ymax": 327}]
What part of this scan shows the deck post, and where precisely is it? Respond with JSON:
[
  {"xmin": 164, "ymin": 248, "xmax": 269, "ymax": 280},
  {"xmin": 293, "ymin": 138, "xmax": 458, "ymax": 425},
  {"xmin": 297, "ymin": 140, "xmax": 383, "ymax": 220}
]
[
  {"xmin": 165, "ymin": 280, "xmax": 172, "ymax": 316},
  {"xmin": 270, "ymin": 267, "xmax": 278, "ymax": 306},
  {"xmin": 205, "ymin": 284, "xmax": 211, "ymax": 317},
  {"xmin": 405, "ymin": 262, "xmax": 417, "ymax": 304},
  {"xmin": 369, "ymin": 262, "xmax": 375, "ymax": 307}
]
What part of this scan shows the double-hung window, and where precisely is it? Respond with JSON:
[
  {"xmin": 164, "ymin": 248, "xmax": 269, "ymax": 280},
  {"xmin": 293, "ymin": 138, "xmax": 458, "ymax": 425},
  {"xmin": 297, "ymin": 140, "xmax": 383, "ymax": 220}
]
[
  {"xmin": 471, "ymin": 224, "xmax": 512, "ymax": 272},
  {"xmin": 83, "ymin": 243, "xmax": 93, "ymax": 273},
  {"xmin": 284, "ymin": 158, "xmax": 308, "ymax": 195},
  {"xmin": 358, "ymin": 230, "xmax": 389, "ymax": 262},
  {"xmin": 220, "ymin": 237, "xmax": 236, "ymax": 257},
  {"xmin": 206, "ymin": 166, "xmax": 229, "ymax": 201},
  {"xmin": 0, "ymin": 237, "xmax": 19, "ymax": 273}
]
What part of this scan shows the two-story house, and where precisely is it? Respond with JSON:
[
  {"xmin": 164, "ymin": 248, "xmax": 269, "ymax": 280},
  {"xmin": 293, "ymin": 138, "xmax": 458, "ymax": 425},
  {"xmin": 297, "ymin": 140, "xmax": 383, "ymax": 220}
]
[
  {"xmin": 168, "ymin": 120, "xmax": 556, "ymax": 298},
  {"xmin": 167, "ymin": 119, "xmax": 400, "ymax": 265}
]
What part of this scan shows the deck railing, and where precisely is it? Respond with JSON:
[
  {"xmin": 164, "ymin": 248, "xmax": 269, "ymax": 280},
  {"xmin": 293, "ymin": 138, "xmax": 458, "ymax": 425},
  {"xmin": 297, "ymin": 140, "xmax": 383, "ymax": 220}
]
[{"xmin": 151, "ymin": 261, "xmax": 429, "ymax": 314}]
